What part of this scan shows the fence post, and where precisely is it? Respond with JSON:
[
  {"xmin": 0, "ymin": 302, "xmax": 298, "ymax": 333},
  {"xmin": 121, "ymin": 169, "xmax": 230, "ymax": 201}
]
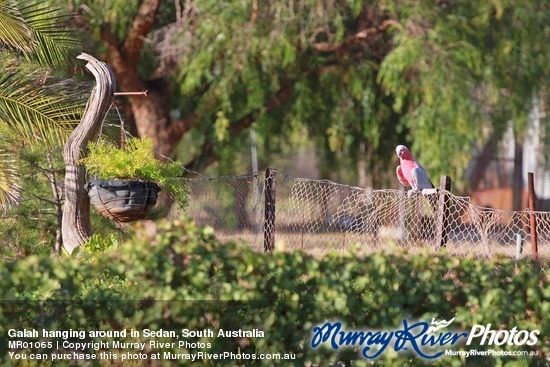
[
  {"xmin": 435, "ymin": 175, "xmax": 452, "ymax": 251},
  {"xmin": 264, "ymin": 168, "xmax": 276, "ymax": 252},
  {"xmin": 398, "ymin": 186, "xmax": 407, "ymax": 244},
  {"xmin": 515, "ymin": 233, "xmax": 524, "ymax": 260},
  {"xmin": 527, "ymin": 172, "xmax": 538, "ymax": 261}
]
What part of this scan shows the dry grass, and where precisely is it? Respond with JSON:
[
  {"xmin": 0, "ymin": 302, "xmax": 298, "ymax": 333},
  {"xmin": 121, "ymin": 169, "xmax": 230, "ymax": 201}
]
[{"xmin": 213, "ymin": 229, "xmax": 550, "ymax": 264}]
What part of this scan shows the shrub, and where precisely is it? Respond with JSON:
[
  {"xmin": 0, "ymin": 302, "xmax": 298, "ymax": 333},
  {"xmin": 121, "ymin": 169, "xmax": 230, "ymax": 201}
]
[{"xmin": 0, "ymin": 218, "xmax": 547, "ymax": 366}]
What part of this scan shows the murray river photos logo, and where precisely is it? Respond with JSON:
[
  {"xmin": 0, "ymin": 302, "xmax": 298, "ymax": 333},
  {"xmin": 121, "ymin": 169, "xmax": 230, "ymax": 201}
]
[{"xmin": 310, "ymin": 318, "xmax": 540, "ymax": 359}]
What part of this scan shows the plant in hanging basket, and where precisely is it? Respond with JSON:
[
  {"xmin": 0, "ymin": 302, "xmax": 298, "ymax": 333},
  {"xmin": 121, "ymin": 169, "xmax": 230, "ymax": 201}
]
[{"xmin": 80, "ymin": 137, "xmax": 188, "ymax": 222}]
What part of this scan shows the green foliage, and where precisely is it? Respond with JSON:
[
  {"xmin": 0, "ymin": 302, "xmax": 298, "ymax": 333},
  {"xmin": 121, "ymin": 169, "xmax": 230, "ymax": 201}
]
[
  {"xmin": 0, "ymin": 143, "xmax": 128, "ymax": 259},
  {"xmin": 56, "ymin": 0, "xmax": 549, "ymax": 188},
  {"xmin": 378, "ymin": 0, "xmax": 549, "ymax": 182},
  {"xmin": 172, "ymin": 1, "xmax": 402, "ymax": 178},
  {"xmin": 82, "ymin": 137, "xmax": 158, "ymax": 180},
  {"xmin": 80, "ymin": 137, "xmax": 189, "ymax": 208},
  {"xmin": 0, "ymin": 1, "xmax": 83, "ymax": 146},
  {"xmin": 67, "ymin": 0, "xmax": 144, "ymax": 49},
  {"xmin": 0, "ymin": 62, "xmax": 83, "ymax": 146},
  {"xmin": 0, "ymin": 140, "xmax": 20, "ymax": 210},
  {"xmin": 0, "ymin": 0, "xmax": 79, "ymax": 68},
  {"xmin": 0, "ymin": 0, "xmax": 83, "ymax": 216},
  {"xmin": 0, "ymin": 218, "xmax": 547, "ymax": 366},
  {"xmin": 82, "ymin": 233, "xmax": 119, "ymax": 253},
  {"xmin": 0, "ymin": 144, "xmax": 63, "ymax": 258}
]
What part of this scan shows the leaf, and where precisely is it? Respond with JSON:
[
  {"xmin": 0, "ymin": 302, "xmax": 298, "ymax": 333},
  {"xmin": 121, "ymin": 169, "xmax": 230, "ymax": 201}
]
[
  {"xmin": 0, "ymin": 0, "xmax": 34, "ymax": 52},
  {"xmin": 0, "ymin": 0, "xmax": 80, "ymax": 68},
  {"xmin": 0, "ymin": 69, "xmax": 82, "ymax": 146},
  {"xmin": 0, "ymin": 143, "xmax": 21, "ymax": 210},
  {"xmin": 214, "ymin": 111, "xmax": 230, "ymax": 142}
]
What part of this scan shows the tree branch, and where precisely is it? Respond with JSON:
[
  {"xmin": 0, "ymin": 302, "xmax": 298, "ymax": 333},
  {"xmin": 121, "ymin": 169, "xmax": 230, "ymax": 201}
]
[
  {"xmin": 313, "ymin": 19, "xmax": 398, "ymax": 53},
  {"xmin": 159, "ymin": 81, "xmax": 215, "ymax": 141},
  {"xmin": 100, "ymin": 23, "xmax": 122, "ymax": 59},
  {"xmin": 31, "ymin": 194, "xmax": 60, "ymax": 207},
  {"xmin": 123, "ymin": 0, "xmax": 161, "ymax": 62},
  {"xmin": 184, "ymin": 82, "xmax": 294, "ymax": 173}
]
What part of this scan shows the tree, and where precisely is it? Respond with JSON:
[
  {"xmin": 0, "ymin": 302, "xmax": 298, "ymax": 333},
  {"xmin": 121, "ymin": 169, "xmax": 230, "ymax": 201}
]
[
  {"xmin": 65, "ymin": 1, "xmax": 400, "ymax": 175},
  {"xmin": 62, "ymin": 0, "xmax": 547, "ymax": 191},
  {"xmin": 0, "ymin": 143, "xmax": 65, "ymax": 256},
  {"xmin": 0, "ymin": 0, "xmax": 82, "ymax": 136},
  {"xmin": 0, "ymin": 0, "xmax": 83, "ymax": 251},
  {"xmin": 377, "ymin": 0, "xmax": 549, "ymax": 190},
  {"xmin": 0, "ymin": 0, "xmax": 82, "ymax": 194}
]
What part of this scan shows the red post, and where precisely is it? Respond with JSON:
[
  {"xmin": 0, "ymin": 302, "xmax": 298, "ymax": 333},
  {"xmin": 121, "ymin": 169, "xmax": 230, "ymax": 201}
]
[{"xmin": 527, "ymin": 172, "xmax": 538, "ymax": 261}]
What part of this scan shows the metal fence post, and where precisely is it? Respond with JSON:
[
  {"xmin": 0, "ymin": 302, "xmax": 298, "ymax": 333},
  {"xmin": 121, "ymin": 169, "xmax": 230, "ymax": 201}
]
[
  {"xmin": 527, "ymin": 172, "xmax": 538, "ymax": 261},
  {"xmin": 264, "ymin": 168, "xmax": 276, "ymax": 252},
  {"xmin": 435, "ymin": 175, "xmax": 452, "ymax": 251}
]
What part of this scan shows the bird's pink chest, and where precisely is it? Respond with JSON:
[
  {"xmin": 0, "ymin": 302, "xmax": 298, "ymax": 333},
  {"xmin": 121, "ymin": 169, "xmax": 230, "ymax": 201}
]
[{"xmin": 400, "ymin": 159, "xmax": 417, "ymax": 180}]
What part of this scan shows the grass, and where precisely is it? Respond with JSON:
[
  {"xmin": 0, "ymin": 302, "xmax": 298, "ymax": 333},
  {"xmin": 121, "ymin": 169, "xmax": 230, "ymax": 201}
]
[{"xmin": 212, "ymin": 228, "xmax": 550, "ymax": 264}]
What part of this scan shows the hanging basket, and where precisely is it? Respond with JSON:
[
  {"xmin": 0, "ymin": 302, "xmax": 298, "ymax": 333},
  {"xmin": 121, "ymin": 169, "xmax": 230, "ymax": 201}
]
[{"xmin": 85, "ymin": 179, "xmax": 161, "ymax": 223}]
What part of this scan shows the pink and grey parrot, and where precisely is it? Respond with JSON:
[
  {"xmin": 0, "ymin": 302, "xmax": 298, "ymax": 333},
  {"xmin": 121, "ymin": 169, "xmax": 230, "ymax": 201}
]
[{"xmin": 395, "ymin": 145, "xmax": 434, "ymax": 191}]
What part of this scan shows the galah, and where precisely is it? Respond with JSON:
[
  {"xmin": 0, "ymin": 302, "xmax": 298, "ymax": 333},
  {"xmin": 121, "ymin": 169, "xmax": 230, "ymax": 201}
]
[{"xmin": 395, "ymin": 145, "xmax": 434, "ymax": 191}]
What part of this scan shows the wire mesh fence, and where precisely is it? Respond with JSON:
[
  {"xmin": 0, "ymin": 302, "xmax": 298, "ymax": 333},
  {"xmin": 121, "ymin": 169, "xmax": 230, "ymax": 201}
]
[{"xmin": 184, "ymin": 170, "xmax": 549, "ymax": 264}]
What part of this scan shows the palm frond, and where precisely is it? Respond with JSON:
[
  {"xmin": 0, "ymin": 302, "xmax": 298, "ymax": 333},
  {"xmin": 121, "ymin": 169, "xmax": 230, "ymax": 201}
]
[
  {"xmin": 21, "ymin": 2, "xmax": 80, "ymax": 68},
  {"xmin": 0, "ymin": 0, "xmax": 34, "ymax": 52},
  {"xmin": 0, "ymin": 69, "xmax": 84, "ymax": 146},
  {"xmin": 0, "ymin": 0, "xmax": 80, "ymax": 68},
  {"xmin": 0, "ymin": 143, "xmax": 21, "ymax": 211}
]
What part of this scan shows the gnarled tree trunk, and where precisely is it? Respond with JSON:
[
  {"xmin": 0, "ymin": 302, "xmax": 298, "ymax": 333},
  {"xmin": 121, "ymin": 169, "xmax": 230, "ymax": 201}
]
[{"xmin": 62, "ymin": 53, "xmax": 116, "ymax": 254}]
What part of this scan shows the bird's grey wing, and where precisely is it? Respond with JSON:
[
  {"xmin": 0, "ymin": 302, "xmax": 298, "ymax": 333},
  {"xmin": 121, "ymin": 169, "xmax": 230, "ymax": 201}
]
[{"xmin": 411, "ymin": 165, "xmax": 434, "ymax": 190}]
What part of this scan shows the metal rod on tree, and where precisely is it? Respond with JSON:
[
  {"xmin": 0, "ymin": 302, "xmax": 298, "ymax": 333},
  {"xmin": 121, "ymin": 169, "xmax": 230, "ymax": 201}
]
[
  {"xmin": 62, "ymin": 53, "xmax": 117, "ymax": 254},
  {"xmin": 120, "ymin": 118, "xmax": 125, "ymax": 151},
  {"xmin": 113, "ymin": 90, "xmax": 148, "ymax": 96},
  {"xmin": 113, "ymin": 91, "xmax": 147, "ymax": 151}
]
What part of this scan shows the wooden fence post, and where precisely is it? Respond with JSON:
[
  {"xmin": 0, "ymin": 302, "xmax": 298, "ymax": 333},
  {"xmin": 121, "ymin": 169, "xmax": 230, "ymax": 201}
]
[
  {"xmin": 527, "ymin": 172, "xmax": 538, "ymax": 261},
  {"xmin": 264, "ymin": 168, "xmax": 276, "ymax": 252},
  {"xmin": 435, "ymin": 175, "xmax": 452, "ymax": 251}
]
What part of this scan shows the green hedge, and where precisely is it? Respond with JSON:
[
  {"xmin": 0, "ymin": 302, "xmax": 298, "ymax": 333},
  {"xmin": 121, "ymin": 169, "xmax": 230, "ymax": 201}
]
[{"xmin": 0, "ymin": 218, "xmax": 548, "ymax": 366}]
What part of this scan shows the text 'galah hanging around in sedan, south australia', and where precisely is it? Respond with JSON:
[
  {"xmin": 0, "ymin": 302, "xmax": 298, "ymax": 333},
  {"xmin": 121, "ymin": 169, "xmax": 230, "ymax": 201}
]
[{"xmin": 395, "ymin": 145, "xmax": 434, "ymax": 191}]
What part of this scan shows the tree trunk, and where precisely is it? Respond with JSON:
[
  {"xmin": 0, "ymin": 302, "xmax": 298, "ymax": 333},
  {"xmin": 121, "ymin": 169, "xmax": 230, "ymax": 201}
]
[
  {"xmin": 469, "ymin": 130, "xmax": 500, "ymax": 192},
  {"xmin": 99, "ymin": 0, "xmax": 195, "ymax": 159},
  {"xmin": 357, "ymin": 141, "xmax": 367, "ymax": 187},
  {"xmin": 97, "ymin": 0, "xmax": 297, "ymax": 170},
  {"xmin": 512, "ymin": 140, "xmax": 523, "ymax": 211},
  {"xmin": 62, "ymin": 53, "xmax": 116, "ymax": 254}
]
